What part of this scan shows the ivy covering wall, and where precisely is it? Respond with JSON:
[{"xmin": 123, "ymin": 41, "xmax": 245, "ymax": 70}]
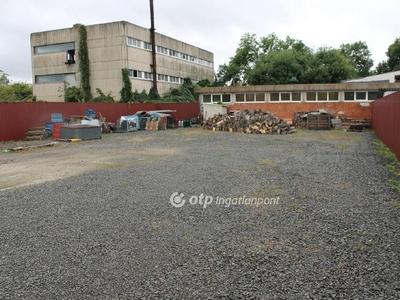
[{"xmin": 78, "ymin": 24, "xmax": 92, "ymax": 101}]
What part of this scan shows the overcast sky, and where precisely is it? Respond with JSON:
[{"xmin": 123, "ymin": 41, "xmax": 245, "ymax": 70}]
[{"xmin": 1, "ymin": 0, "xmax": 398, "ymax": 83}]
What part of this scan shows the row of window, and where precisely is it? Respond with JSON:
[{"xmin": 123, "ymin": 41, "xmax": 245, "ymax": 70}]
[
  {"xmin": 35, "ymin": 71, "xmax": 185, "ymax": 85},
  {"xmin": 202, "ymin": 91, "xmax": 379, "ymax": 103},
  {"xmin": 34, "ymin": 39, "xmax": 214, "ymax": 69},
  {"xmin": 129, "ymin": 69, "xmax": 185, "ymax": 84},
  {"xmin": 127, "ymin": 37, "xmax": 213, "ymax": 68}
]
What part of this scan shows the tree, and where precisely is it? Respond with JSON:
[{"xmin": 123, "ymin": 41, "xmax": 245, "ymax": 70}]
[
  {"xmin": 248, "ymin": 50, "xmax": 309, "ymax": 85},
  {"xmin": 196, "ymin": 78, "xmax": 211, "ymax": 87},
  {"xmin": 304, "ymin": 47, "xmax": 355, "ymax": 83},
  {"xmin": 216, "ymin": 33, "xmax": 312, "ymax": 85},
  {"xmin": 216, "ymin": 33, "xmax": 259, "ymax": 84},
  {"xmin": 0, "ymin": 70, "xmax": 10, "ymax": 86},
  {"xmin": 148, "ymin": 87, "xmax": 161, "ymax": 101},
  {"xmin": 0, "ymin": 82, "xmax": 33, "ymax": 102},
  {"xmin": 65, "ymin": 86, "xmax": 84, "ymax": 102},
  {"xmin": 374, "ymin": 37, "xmax": 400, "ymax": 74},
  {"xmin": 340, "ymin": 41, "xmax": 374, "ymax": 77},
  {"xmin": 375, "ymin": 61, "xmax": 391, "ymax": 74},
  {"xmin": 386, "ymin": 37, "xmax": 400, "ymax": 71}
]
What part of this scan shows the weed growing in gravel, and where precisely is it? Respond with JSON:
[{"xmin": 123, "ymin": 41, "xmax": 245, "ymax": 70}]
[
  {"xmin": 118, "ymin": 181, "xmax": 133, "ymax": 187},
  {"xmin": 373, "ymin": 141, "xmax": 400, "ymax": 194},
  {"xmin": 260, "ymin": 158, "xmax": 277, "ymax": 166},
  {"xmin": 389, "ymin": 201, "xmax": 400, "ymax": 209},
  {"xmin": 217, "ymin": 152, "xmax": 229, "ymax": 157}
]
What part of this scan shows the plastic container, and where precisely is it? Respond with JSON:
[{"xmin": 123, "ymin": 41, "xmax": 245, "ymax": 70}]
[
  {"xmin": 51, "ymin": 113, "xmax": 63, "ymax": 123},
  {"xmin": 45, "ymin": 122, "xmax": 53, "ymax": 132},
  {"xmin": 85, "ymin": 109, "xmax": 96, "ymax": 119}
]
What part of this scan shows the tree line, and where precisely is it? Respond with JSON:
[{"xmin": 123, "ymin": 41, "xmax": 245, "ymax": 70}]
[{"xmin": 215, "ymin": 33, "xmax": 400, "ymax": 85}]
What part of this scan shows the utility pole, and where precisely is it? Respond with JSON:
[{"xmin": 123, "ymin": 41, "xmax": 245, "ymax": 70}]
[{"xmin": 149, "ymin": 0, "xmax": 158, "ymax": 92}]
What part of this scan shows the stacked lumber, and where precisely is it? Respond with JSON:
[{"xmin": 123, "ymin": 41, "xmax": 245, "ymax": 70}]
[
  {"xmin": 23, "ymin": 126, "xmax": 51, "ymax": 141},
  {"xmin": 202, "ymin": 109, "xmax": 296, "ymax": 134},
  {"xmin": 340, "ymin": 117, "xmax": 370, "ymax": 132}
]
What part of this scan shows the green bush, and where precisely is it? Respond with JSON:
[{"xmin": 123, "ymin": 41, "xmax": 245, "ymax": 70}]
[{"xmin": 65, "ymin": 86, "xmax": 84, "ymax": 102}]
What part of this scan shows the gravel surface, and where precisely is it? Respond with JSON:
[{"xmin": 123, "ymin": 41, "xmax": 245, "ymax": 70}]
[{"xmin": 1, "ymin": 128, "xmax": 399, "ymax": 299}]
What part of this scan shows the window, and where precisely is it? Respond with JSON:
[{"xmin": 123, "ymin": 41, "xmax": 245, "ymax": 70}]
[
  {"xmin": 318, "ymin": 92, "xmax": 327, "ymax": 101},
  {"xmin": 127, "ymin": 37, "xmax": 141, "ymax": 47},
  {"xmin": 222, "ymin": 94, "xmax": 231, "ymax": 103},
  {"xmin": 157, "ymin": 46, "xmax": 168, "ymax": 55},
  {"xmin": 130, "ymin": 70, "xmax": 142, "ymax": 78},
  {"xmin": 270, "ymin": 93, "xmax": 280, "ymax": 102},
  {"xmin": 356, "ymin": 92, "xmax": 366, "ymax": 100},
  {"xmin": 345, "ymin": 92, "xmax": 355, "ymax": 101},
  {"xmin": 281, "ymin": 93, "xmax": 290, "ymax": 101},
  {"xmin": 256, "ymin": 93, "xmax": 265, "ymax": 102},
  {"xmin": 292, "ymin": 92, "xmax": 301, "ymax": 101},
  {"xmin": 143, "ymin": 72, "xmax": 152, "ymax": 80},
  {"xmin": 143, "ymin": 42, "xmax": 152, "ymax": 50},
  {"xmin": 212, "ymin": 95, "xmax": 221, "ymax": 103},
  {"xmin": 306, "ymin": 92, "xmax": 316, "ymax": 101},
  {"xmin": 246, "ymin": 94, "xmax": 255, "ymax": 102},
  {"xmin": 368, "ymin": 91, "xmax": 378, "ymax": 100},
  {"xmin": 65, "ymin": 50, "xmax": 75, "ymax": 65},
  {"xmin": 34, "ymin": 42, "xmax": 75, "ymax": 54},
  {"xmin": 236, "ymin": 94, "xmax": 244, "ymax": 102},
  {"xmin": 170, "ymin": 76, "xmax": 180, "ymax": 83},
  {"xmin": 329, "ymin": 92, "xmax": 339, "ymax": 101},
  {"xmin": 271, "ymin": 92, "xmax": 301, "ymax": 102},
  {"xmin": 158, "ymin": 74, "xmax": 168, "ymax": 81},
  {"xmin": 203, "ymin": 95, "xmax": 211, "ymax": 103},
  {"xmin": 35, "ymin": 74, "xmax": 67, "ymax": 83}
]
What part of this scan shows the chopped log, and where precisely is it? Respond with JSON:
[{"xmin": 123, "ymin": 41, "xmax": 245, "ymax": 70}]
[{"xmin": 202, "ymin": 109, "xmax": 295, "ymax": 135}]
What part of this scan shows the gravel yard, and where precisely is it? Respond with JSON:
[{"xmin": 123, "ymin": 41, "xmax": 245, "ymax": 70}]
[{"xmin": 1, "ymin": 128, "xmax": 399, "ymax": 299}]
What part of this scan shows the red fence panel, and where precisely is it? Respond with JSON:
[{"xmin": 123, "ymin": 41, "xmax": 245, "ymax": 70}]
[
  {"xmin": 372, "ymin": 92, "xmax": 400, "ymax": 161},
  {"xmin": 0, "ymin": 102, "xmax": 200, "ymax": 142},
  {"xmin": 157, "ymin": 102, "xmax": 200, "ymax": 122}
]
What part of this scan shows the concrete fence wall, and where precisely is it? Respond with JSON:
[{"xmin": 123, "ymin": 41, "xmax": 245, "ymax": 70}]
[{"xmin": 0, "ymin": 102, "xmax": 200, "ymax": 142}]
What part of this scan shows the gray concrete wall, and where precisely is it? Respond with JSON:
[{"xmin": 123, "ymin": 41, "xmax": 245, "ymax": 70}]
[{"xmin": 31, "ymin": 21, "xmax": 215, "ymax": 101}]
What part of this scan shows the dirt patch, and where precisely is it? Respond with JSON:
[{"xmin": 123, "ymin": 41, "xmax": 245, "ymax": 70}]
[{"xmin": 0, "ymin": 139, "xmax": 179, "ymax": 191}]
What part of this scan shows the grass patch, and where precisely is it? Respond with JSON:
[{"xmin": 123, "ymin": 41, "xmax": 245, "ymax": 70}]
[
  {"xmin": 373, "ymin": 141, "xmax": 400, "ymax": 194},
  {"xmin": 217, "ymin": 152, "xmax": 229, "ymax": 157},
  {"xmin": 118, "ymin": 181, "xmax": 133, "ymax": 187},
  {"xmin": 260, "ymin": 158, "xmax": 278, "ymax": 166},
  {"xmin": 389, "ymin": 201, "xmax": 400, "ymax": 209},
  {"xmin": 389, "ymin": 180, "xmax": 400, "ymax": 193},
  {"xmin": 293, "ymin": 130, "xmax": 363, "ymax": 142}
]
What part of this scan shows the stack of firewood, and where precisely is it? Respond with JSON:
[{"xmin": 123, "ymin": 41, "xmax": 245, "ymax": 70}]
[{"xmin": 202, "ymin": 109, "xmax": 296, "ymax": 134}]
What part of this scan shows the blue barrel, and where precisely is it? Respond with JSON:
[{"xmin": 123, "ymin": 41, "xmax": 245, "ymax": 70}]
[{"xmin": 45, "ymin": 122, "xmax": 53, "ymax": 131}]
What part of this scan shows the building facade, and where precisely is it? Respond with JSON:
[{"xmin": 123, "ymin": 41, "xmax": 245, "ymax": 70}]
[
  {"xmin": 196, "ymin": 81, "xmax": 400, "ymax": 121},
  {"xmin": 31, "ymin": 21, "xmax": 214, "ymax": 102}
]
